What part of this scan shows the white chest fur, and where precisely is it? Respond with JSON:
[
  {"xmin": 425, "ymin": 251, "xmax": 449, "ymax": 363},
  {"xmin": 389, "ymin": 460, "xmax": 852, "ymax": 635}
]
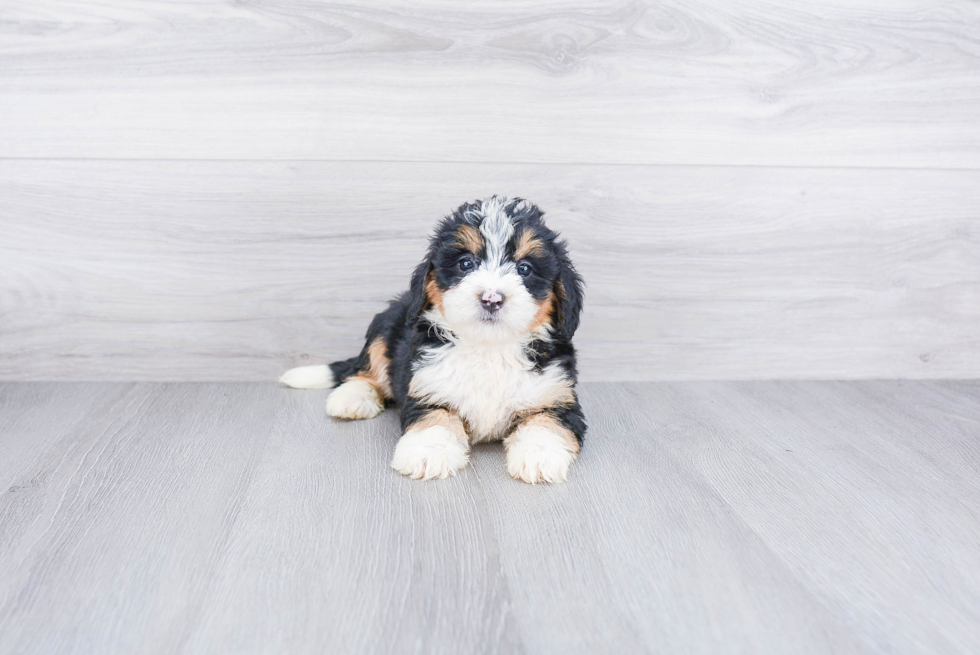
[{"xmin": 409, "ymin": 340, "xmax": 568, "ymax": 442}]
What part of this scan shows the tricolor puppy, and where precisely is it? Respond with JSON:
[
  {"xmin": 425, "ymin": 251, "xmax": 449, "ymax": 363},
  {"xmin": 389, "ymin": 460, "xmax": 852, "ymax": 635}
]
[{"xmin": 281, "ymin": 197, "xmax": 585, "ymax": 483}]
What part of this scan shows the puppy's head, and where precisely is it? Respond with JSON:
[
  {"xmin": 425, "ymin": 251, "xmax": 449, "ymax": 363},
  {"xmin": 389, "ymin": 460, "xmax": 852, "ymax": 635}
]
[{"xmin": 409, "ymin": 196, "xmax": 583, "ymax": 343}]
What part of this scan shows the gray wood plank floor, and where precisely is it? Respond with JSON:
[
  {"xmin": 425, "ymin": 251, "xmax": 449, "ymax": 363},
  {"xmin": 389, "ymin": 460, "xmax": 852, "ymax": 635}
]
[{"xmin": 1, "ymin": 381, "xmax": 978, "ymax": 654}]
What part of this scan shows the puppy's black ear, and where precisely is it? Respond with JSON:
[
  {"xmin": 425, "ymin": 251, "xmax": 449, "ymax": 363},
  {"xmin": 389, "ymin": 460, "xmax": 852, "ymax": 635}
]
[
  {"xmin": 407, "ymin": 257, "xmax": 434, "ymax": 319},
  {"xmin": 553, "ymin": 243, "xmax": 584, "ymax": 341}
]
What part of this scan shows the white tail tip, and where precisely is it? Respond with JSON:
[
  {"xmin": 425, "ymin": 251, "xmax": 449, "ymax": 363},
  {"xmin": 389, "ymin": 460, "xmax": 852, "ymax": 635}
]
[{"xmin": 280, "ymin": 364, "xmax": 334, "ymax": 389}]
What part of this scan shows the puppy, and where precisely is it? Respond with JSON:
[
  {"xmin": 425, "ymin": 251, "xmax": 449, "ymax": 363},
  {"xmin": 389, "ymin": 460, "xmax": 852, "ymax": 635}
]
[{"xmin": 281, "ymin": 196, "xmax": 585, "ymax": 483}]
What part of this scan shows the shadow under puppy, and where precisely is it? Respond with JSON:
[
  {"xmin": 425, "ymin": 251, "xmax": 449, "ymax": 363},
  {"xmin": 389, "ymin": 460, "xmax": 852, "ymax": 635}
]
[{"xmin": 281, "ymin": 196, "xmax": 585, "ymax": 483}]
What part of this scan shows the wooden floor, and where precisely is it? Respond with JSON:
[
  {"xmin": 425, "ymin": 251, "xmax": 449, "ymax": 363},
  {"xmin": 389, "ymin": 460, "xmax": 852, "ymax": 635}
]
[{"xmin": 1, "ymin": 381, "xmax": 978, "ymax": 654}]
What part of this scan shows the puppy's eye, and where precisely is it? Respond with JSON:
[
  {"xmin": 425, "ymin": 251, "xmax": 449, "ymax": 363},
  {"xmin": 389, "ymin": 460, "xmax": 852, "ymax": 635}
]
[
  {"xmin": 517, "ymin": 262, "xmax": 532, "ymax": 277},
  {"xmin": 458, "ymin": 257, "xmax": 475, "ymax": 272}
]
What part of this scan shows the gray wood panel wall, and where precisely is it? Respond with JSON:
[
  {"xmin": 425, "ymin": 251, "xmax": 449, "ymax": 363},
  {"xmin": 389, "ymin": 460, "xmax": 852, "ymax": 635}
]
[{"xmin": 1, "ymin": 1, "xmax": 979, "ymax": 381}]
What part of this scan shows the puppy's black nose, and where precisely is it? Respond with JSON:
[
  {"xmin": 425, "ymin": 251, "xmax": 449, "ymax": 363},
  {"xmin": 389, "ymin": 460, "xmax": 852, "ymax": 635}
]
[{"xmin": 481, "ymin": 290, "xmax": 504, "ymax": 312}]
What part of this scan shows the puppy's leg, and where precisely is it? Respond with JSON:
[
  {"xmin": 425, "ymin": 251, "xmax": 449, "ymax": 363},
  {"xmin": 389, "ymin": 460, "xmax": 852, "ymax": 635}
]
[
  {"xmin": 283, "ymin": 295, "xmax": 408, "ymax": 419},
  {"xmin": 281, "ymin": 361, "xmax": 382, "ymax": 418},
  {"xmin": 505, "ymin": 410, "xmax": 582, "ymax": 484},
  {"xmin": 327, "ymin": 336, "xmax": 392, "ymax": 419},
  {"xmin": 324, "ymin": 334, "xmax": 393, "ymax": 419},
  {"xmin": 326, "ymin": 378, "xmax": 386, "ymax": 420},
  {"xmin": 392, "ymin": 406, "xmax": 469, "ymax": 480}
]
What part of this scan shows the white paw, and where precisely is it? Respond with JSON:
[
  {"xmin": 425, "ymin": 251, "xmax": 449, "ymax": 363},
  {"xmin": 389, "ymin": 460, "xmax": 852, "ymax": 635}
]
[
  {"xmin": 391, "ymin": 426, "xmax": 469, "ymax": 480},
  {"xmin": 506, "ymin": 425, "xmax": 577, "ymax": 484},
  {"xmin": 326, "ymin": 379, "xmax": 384, "ymax": 419}
]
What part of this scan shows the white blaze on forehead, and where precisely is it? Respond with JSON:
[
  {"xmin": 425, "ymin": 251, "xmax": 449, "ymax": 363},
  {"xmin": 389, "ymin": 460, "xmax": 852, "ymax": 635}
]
[{"xmin": 476, "ymin": 197, "xmax": 514, "ymax": 268}]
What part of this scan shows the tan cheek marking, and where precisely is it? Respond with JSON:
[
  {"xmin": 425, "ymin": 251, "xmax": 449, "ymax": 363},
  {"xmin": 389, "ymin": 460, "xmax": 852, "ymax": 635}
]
[
  {"xmin": 409, "ymin": 408, "xmax": 469, "ymax": 446},
  {"xmin": 454, "ymin": 224, "xmax": 484, "ymax": 254},
  {"xmin": 514, "ymin": 228, "xmax": 545, "ymax": 260},
  {"xmin": 508, "ymin": 411, "xmax": 579, "ymax": 455},
  {"xmin": 553, "ymin": 279, "xmax": 568, "ymax": 324},
  {"xmin": 425, "ymin": 272, "xmax": 446, "ymax": 315},
  {"xmin": 348, "ymin": 336, "xmax": 393, "ymax": 399},
  {"xmin": 528, "ymin": 291, "xmax": 555, "ymax": 332}
]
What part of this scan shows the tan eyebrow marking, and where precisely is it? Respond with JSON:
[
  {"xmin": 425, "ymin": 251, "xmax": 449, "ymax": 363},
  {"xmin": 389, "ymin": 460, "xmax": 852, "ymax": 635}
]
[
  {"xmin": 454, "ymin": 224, "xmax": 484, "ymax": 253},
  {"xmin": 514, "ymin": 228, "xmax": 545, "ymax": 260}
]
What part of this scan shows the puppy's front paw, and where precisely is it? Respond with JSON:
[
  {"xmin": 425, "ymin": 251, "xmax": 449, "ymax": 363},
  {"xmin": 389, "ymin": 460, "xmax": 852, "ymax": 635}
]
[
  {"xmin": 391, "ymin": 426, "xmax": 469, "ymax": 480},
  {"xmin": 505, "ymin": 424, "xmax": 578, "ymax": 484},
  {"xmin": 326, "ymin": 379, "xmax": 384, "ymax": 420}
]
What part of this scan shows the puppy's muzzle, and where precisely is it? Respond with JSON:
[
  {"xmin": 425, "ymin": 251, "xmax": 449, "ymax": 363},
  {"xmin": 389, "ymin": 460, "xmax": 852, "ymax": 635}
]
[{"xmin": 480, "ymin": 290, "xmax": 504, "ymax": 313}]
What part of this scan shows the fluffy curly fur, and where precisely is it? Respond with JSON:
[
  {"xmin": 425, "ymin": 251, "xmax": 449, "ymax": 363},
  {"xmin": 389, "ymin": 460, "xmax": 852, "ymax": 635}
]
[{"xmin": 282, "ymin": 196, "xmax": 585, "ymax": 483}]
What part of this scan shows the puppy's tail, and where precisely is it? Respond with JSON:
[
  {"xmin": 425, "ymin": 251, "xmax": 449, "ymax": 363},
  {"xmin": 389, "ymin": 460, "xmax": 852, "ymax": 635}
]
[{"xmin": 279, "ymin": 364, "xmax": 334, "ymax": 389}]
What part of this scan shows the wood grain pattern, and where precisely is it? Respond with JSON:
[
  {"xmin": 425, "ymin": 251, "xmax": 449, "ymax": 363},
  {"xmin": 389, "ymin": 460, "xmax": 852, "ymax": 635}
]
[
  {"xmin": 1, "ymin": 1, "xmax": 979, "ymax": 166},
  {"xmin": 634, "ymin": 381, "xmax": 980, "ymax": 653},
  {"xmin": 2, "ymin": 381, "xmax": 979, "ymax": 653},
  {"xmin": 470, "ymin": 385, "xmax": 870, "ymax": 654},
  {"xmin": 2, "ymin": 160, "xmax": 978, "ymax": 381}
]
